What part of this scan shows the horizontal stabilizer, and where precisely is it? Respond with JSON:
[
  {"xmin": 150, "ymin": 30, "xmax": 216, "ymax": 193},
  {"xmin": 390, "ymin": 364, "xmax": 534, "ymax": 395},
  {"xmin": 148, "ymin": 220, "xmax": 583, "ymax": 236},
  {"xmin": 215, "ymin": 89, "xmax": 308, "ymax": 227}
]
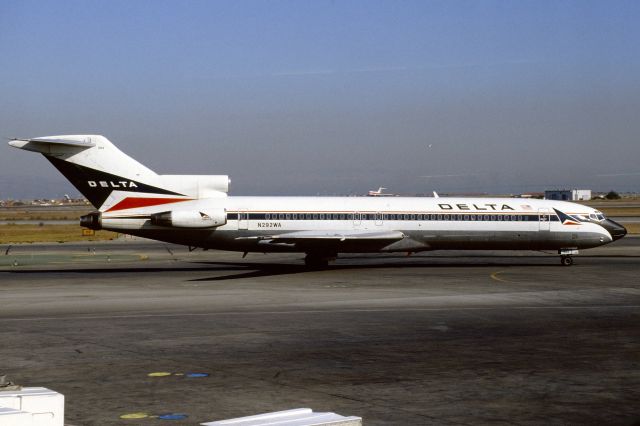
[
  {"xmin": 12, "ymin": 137, "xmax": 95, "ymax": 146},
  {"xmin": 9, "ymin": 136, "xmax": 95, "ymax": 151}
]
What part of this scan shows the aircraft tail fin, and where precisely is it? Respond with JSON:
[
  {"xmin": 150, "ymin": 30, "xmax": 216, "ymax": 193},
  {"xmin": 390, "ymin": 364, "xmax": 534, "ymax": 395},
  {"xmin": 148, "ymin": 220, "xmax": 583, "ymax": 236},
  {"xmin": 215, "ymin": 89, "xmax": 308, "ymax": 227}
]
[{"xmin": 9, "ymin": 135, "xmax": 229, "ymax": 211}]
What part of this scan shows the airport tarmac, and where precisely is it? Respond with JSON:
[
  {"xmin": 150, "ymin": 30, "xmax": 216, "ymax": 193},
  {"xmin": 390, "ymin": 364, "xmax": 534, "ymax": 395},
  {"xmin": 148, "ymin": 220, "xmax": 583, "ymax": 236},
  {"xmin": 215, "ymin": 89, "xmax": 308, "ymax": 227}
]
[{"xmin": 1, "ymin": 239, "xmax": 640, "ymax": 425}]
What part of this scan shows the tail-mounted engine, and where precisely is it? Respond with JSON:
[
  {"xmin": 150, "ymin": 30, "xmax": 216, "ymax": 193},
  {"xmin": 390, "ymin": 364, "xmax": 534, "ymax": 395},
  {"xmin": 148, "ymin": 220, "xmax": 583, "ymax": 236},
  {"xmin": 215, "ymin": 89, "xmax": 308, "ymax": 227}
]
[
  {"xmin": 80, "ymin": 212, "xmax": 102, "ymax": 230},
  {"xmin": 150, "ymin": 209, "xmax": 226, "ymax": 228}
]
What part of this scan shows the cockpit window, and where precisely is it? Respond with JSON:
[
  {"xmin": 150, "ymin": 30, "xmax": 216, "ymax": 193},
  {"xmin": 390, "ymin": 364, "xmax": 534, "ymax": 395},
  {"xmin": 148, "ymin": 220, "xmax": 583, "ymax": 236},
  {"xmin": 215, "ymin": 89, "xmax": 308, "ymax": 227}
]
[
  {"xmin": 583, "ymin": 211, "xmax": 606, "ymax": 222},
  {"xmin": 576, "ymin": 214, "xmax": 589, "ymax": 222},
  {"xmin": 594, "ymin": 210, "xmax": 605, "ymax": 221}
]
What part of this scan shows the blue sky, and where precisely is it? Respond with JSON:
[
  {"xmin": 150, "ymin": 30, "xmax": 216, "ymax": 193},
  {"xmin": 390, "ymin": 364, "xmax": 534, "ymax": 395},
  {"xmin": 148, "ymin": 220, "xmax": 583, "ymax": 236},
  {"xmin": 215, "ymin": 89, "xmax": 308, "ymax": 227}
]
[{"xmin": 1, "ymin": 1, "xmax": 639, "ymax": 197}]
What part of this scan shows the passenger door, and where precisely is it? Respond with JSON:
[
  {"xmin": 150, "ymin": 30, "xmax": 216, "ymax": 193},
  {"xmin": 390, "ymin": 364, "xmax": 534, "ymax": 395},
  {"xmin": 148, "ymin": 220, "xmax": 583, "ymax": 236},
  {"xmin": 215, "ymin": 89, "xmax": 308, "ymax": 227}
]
[
  {"xmin": 375, "ymin": 212, "xmax": 383, "ymax": 226},
  {"xmin": 538, "ymin": 208, "xmax": 550, "ymax": 231},
  {"xmin": 238, "ymin": 209, "xmax": 249, "ymax": 230},
  {"xmin": 353, "ymin": 212, "xmax": 361, "ymax": 228}
]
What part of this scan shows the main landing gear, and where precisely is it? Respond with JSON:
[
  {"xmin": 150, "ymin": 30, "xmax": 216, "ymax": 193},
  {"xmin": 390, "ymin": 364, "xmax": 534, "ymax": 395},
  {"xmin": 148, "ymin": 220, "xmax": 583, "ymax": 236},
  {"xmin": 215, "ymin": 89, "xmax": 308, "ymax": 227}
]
[
  {"xmin": 559, "ymin": 248, "xmax": 579, "ymax": 266},
  {"xmin": 304, "ymin": 253, "xmax": 336, "ymax": 269}
]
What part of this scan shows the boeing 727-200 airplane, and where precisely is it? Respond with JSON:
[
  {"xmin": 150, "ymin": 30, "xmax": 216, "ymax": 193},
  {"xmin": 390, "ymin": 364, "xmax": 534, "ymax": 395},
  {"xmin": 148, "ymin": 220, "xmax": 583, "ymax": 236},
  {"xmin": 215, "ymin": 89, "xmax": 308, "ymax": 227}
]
[{"xmin": 9, "ymin": 135, "xmax": 627, "ymax": 267}]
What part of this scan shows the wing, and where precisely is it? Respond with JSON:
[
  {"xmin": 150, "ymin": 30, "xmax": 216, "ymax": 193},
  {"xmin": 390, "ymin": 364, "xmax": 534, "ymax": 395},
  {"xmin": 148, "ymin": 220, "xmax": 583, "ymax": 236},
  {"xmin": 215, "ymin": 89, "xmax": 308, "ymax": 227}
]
[{"xmin": 237, "ymin": 230, "xmax": 405, "ymax": 251}]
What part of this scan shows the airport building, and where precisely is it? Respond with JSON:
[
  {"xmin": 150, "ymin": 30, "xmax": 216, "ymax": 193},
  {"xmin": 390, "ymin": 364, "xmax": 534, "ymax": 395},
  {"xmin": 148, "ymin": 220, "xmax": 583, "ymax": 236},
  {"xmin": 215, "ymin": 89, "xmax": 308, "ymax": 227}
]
[{"xmin": 544, "ymin": 189, "xmax": 591, "ymax": 201}]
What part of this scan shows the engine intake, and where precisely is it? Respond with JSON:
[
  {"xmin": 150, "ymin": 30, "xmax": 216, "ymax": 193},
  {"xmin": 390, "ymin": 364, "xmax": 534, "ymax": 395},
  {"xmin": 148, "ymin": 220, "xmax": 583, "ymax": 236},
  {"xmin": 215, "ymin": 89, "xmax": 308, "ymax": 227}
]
[
  {"xmin": 150, "ymin": 209, "xmax": 226, "ymax": 228},
  {"xmin": 156, "ymin": 175, "xmax": 230, "ymax": 198}
]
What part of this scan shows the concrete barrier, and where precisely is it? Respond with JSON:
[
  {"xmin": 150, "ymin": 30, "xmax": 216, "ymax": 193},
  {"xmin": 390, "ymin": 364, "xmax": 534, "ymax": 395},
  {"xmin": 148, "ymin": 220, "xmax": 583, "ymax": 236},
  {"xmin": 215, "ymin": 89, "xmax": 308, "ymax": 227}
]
[{"xmin": 0, "ymin": 388, "xmax": 64, "ymax": 426}]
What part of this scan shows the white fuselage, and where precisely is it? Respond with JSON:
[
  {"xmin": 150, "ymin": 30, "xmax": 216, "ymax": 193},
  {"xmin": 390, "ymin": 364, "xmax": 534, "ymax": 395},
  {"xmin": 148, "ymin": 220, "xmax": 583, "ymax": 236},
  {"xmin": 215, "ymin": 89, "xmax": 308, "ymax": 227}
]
[{"xmin": 99, "ymin": 195, "xmax": 613, "ymax": 253}]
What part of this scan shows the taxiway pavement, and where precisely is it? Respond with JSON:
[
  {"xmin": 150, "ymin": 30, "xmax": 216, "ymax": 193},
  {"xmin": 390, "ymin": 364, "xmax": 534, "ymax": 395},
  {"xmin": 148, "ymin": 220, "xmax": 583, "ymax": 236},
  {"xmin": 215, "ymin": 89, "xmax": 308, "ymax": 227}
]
[{"xmin": 1, "ymin": 239, "xmax": 639, "ymax": 425}]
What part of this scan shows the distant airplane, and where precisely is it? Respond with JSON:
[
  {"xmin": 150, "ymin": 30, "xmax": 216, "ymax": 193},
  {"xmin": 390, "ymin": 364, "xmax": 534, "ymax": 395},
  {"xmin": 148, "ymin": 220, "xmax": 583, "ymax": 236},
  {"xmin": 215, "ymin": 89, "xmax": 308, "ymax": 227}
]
[
  {"xmin": 367, "ymin": 187, "xmax": 394, "ymax": 197},
  {"xmin": 9, "ymin": 135, "xmax": 627, "ymax": 267}
]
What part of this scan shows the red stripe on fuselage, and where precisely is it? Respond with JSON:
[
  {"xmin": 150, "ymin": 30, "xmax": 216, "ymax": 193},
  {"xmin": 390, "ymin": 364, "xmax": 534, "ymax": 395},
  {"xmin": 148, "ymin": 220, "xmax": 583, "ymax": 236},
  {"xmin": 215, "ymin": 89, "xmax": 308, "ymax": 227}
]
[{"xmin": 106, "ymin": 197, "xmax": 193, "ymax": 212}]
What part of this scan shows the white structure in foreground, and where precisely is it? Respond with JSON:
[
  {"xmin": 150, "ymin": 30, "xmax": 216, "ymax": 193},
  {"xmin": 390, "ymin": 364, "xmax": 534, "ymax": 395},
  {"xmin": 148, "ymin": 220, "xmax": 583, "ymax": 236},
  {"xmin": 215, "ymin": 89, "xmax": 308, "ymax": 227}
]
[
  {"xmin": 201, "ymin": 408, "xmax": 362, "ymax": 426},
  {"xmin": 0, "ymin": 388, "xmax": 64, "ymax": 426}
]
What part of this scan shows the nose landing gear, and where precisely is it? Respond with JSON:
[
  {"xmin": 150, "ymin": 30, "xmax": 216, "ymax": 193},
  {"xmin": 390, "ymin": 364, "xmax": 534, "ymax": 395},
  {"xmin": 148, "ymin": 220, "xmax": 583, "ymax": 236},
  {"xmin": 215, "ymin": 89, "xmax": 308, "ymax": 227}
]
[
  {"xmin": 559, "ymin": 248, "xmax": 578, "ymax": 266},
  {"xmin": 560, "ymin": 255, "xmax": 574, "ymax": 266}
]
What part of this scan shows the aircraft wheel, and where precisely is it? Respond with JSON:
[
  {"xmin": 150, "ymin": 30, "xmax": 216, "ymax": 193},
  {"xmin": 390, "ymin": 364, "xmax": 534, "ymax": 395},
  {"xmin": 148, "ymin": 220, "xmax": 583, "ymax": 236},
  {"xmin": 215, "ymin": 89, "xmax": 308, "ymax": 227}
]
[{"xmin": 560, "ymin": 256, "xmax": 573, "ymax": 266}]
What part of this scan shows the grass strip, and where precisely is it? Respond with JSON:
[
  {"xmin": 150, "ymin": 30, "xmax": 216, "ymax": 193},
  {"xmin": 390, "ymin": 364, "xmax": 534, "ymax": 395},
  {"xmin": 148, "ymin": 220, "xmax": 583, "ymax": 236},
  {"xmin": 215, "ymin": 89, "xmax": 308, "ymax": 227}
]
[{"xmin": 0, "ymin": 224, "xmax": 118, "ymax": 244}]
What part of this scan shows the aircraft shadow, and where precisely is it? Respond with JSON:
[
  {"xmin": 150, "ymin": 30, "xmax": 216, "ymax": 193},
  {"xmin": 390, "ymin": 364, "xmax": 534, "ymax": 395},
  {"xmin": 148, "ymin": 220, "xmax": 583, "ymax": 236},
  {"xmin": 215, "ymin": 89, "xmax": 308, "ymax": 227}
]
[
  {"xmin": 4, "ymin": 256, "xmax": 559, "ymax": 281},
  {"xmin": 187, "ymin": 257, "xmax": 559, "ymax": 281}
]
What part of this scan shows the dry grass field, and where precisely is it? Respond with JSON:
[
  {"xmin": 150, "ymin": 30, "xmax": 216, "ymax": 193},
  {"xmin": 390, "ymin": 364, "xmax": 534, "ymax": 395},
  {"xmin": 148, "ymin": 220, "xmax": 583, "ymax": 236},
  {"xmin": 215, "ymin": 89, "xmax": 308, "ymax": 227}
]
[
  {"xmin": 595, "ymin": 207, "xmax": 640, "ymax": 216},
  {"xmin": 0, "ymin": 208, "xmax": 91, "ymax": 221},
  {"xmin": 625, "ymin": 223, "xmax": 640, "ymax": 234},
  {"xmin": 0, "ymin": 224, "xmax": 118, "ymax": 244}
]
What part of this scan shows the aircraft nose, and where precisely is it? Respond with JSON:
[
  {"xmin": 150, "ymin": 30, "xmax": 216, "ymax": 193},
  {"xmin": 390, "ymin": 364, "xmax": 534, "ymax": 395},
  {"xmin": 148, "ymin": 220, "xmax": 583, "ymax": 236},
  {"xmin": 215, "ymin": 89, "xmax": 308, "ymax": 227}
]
[{"xmin": 602, "ymin": 219, "xmax": 627, "ymax": 241}]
